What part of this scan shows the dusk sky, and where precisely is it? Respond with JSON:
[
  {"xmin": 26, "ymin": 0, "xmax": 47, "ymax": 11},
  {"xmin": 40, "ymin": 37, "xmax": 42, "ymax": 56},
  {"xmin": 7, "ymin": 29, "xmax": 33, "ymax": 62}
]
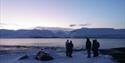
[{"xmin": 0, "ymin": 0, "xmax": 125, "ymax": 29}]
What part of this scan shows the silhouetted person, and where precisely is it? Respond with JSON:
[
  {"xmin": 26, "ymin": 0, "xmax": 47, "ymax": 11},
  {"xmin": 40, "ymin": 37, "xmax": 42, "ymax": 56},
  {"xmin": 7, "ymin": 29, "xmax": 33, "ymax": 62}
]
[
  {"xmin": 85, "ymin": 38, "xmax": 91, "ymax": 58},
  {"xmin": 92, "ymin": 39, "xmax": 100, "ymax": 57},
  {"xmin": 65, "ymin": 40, "xmax": 69, "ymax": 57},
  {"xmin": 68, "ymin": 41, "xmax": 74, "ymax": 57}
]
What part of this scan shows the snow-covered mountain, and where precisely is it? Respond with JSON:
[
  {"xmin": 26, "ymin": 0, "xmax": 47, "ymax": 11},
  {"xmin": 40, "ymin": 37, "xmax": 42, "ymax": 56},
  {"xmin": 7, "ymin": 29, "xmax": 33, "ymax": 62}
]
[
  {"xmin": 0, "ymin": 28, "xmax": 125, "ymax": 38},
  {"xmin": 31, "ymin": 26, "xmax": 73, "ymax": 31},
  {"xmin": 70, "ymin": 28, "xmax": 125, "ymax": 38}
]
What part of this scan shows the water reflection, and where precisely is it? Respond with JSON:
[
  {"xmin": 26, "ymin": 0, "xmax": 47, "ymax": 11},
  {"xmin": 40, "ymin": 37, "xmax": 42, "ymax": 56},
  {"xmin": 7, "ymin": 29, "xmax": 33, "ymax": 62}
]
[{"xmin": 0, "ymin": 38, "xmax": 125, "ymax": 49}]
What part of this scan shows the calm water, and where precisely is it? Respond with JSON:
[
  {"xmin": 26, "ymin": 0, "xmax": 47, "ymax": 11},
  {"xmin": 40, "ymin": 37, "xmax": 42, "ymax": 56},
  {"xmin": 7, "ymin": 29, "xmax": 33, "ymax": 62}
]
[{"xmin": 0, "ymin": 38, "xmax": 125, "ymax": 49}]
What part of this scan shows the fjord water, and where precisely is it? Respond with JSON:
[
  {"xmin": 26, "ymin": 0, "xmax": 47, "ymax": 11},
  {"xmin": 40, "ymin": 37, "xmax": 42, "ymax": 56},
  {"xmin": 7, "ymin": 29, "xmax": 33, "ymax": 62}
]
[{"xmin": 0, "ymin": 38, "xmax": 125, "ymax": 49}]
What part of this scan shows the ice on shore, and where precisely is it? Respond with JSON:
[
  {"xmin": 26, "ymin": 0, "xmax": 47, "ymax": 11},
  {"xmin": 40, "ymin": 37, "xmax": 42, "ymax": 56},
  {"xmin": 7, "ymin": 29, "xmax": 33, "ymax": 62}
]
[{"xmin": 0, "ymin": 49, "xmax": 116, "ymax": 63}]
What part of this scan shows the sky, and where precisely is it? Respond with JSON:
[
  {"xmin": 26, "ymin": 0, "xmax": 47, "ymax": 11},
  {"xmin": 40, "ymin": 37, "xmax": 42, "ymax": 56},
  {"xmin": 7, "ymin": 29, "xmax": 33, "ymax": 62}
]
[{"xmin": 0, "ymin": 0, "xmax": 125, "ymax": 30}]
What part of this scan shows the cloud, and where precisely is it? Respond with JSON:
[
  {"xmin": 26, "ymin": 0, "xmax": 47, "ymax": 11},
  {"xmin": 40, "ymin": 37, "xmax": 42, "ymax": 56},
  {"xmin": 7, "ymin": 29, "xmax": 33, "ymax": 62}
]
[
  {"xmin": 69, "ymin": 23, "xmax": 90, "ymax": 27},
  {"xmin": 69, "ymin": 24, "xmax": 76, "ymax": 27},
  {"xmin": 79, "ymin": 24, "xmax": 90, "ymax": 26},
  {"xmin": 0, "ymin": 22, "xmax": 19, "ymax": 26}
]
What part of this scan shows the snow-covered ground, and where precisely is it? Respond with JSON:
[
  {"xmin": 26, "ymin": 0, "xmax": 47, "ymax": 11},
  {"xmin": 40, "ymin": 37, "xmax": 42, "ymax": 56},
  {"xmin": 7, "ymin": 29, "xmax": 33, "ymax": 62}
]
[{"xmin": 0, "ymin": 49, "xmax": 116, "ymax": 63}]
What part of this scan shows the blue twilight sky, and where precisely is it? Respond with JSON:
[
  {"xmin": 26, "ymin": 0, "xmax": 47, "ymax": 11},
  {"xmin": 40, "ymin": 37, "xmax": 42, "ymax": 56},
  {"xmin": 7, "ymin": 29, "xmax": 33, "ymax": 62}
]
[{"xmin": 0, "ymin": 0, "xmax": 125, "ymax": 29}]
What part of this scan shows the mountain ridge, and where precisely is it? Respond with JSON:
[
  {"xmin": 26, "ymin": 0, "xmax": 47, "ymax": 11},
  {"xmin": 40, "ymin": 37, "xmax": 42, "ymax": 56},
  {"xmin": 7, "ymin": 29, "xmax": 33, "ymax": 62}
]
[{"xmin": 0, "ymin": 28, "xmax": 125, "ymax": 38}]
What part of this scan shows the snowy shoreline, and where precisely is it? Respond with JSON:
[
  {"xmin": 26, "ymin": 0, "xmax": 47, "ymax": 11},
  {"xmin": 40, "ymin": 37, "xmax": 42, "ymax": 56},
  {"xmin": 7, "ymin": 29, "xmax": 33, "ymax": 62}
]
[{"xmin": 0, "ymin": 45, "xmax": 120, "ymax": 63}]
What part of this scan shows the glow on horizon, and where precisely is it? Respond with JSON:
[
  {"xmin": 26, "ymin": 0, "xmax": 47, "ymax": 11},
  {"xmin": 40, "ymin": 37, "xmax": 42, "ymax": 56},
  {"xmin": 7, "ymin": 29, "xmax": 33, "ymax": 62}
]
[{"xmin": 0, "ymin": 0, "xmax": 125, "ymax": 30}]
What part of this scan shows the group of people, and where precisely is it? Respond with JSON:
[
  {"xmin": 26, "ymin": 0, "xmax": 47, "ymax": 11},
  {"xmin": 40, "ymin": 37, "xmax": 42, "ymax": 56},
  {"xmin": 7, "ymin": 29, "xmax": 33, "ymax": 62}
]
[
  {"xmin": 65, "ymin": 38, "xmax": 100, "ymax": 58},
  {"xmin": 86, "ymin": 38, "xmax": 100, "ymax": 58},
  {"xmin": 65, "ymin": 40, "xmax": 74, "ymax": 57}
]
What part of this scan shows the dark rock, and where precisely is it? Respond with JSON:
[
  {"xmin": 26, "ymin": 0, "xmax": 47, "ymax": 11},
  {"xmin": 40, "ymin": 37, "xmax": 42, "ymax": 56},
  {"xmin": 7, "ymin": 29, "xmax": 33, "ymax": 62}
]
[
  {"xmin": 19, "ymin": 55, "xmax": 28, "ymax": 60},
  {"xmin": 36, "ymin": 51, "xmax": 54, "ymax": 61}
]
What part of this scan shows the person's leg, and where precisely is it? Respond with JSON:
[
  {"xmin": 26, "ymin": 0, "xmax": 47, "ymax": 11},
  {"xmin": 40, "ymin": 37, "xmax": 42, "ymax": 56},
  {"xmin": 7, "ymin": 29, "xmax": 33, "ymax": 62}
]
[
  {"xmin": 96, "ymin": 49, "xmax": 99, "ymax": 56},
  {"xmin": 69, "ymin": 50, "xmax": 71, "ymax": 57},
  {"xmin": 70, "ymin": 50, "xmax": 73, "ymax": 57},
  {"xmin": 95, "ymin": 51, "xmax": 98, "ymax": 57},
  {"xmin": 67, "ymin": 51, "xmax": 69, "ymax": 57},
  {"xmin": 93, "ymin": 50, "xmax": 96, "ymax": 57},
  {"xmin": 87, "ymin": 49, "xmax": 91, "ymax": 58},
  {"xmin": 94, "ymin": 49, "xmax": 98, "ymax": 57},
  {"xmin": 67, "ymin": 50, "xmax": 70, "ymax": 57},
  {"xmin": 66, "ymin": 50, "xmax": 68, "ymax": 56}
]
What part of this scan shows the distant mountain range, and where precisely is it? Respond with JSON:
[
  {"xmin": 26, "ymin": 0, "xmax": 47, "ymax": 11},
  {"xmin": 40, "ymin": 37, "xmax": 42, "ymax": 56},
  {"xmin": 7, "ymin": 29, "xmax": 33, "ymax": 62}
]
[
  {"xmin": 31, "ymin": 26, "xmax": 73, "ymax": 31},
  {"xmin": 70, "ymin": 28, "xmax": 125, "ymax": 38},
  {"xmin": 0, "ymin": 27, "xmax": 125, "ymax": 38}
]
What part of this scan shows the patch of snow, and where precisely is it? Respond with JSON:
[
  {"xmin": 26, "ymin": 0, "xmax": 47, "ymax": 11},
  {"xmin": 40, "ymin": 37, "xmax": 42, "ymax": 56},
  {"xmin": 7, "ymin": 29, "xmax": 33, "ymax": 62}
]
[{"xmin": 0, "ymin": 50, "xmax": 116, "ymax": 63}]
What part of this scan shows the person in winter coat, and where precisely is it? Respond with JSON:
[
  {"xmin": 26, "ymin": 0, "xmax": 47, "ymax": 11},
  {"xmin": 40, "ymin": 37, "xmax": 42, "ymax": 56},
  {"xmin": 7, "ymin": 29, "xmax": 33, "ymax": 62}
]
[
  {"xmin": 65, "ymin": 40, "xmax": 70, "ymax": 57},
  {"xmin": 92, "ymin": 39, "xmax": 100, "ymax": 57},
  {"xmin": 85, "ymin": 38, "xmax": 92, "ymax": 58},
  {"xmin": 68, "ymin": 40, "xmax": 74, "ymax": 57}
]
